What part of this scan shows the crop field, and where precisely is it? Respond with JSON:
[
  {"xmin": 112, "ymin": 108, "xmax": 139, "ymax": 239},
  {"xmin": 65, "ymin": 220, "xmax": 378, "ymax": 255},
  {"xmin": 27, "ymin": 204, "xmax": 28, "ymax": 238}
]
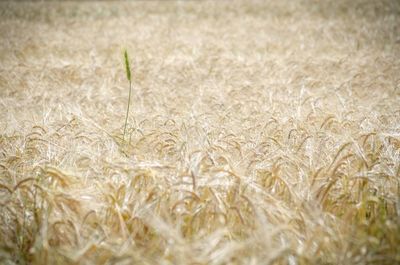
[{"xmin": 0, "ymin": 0, "xmax": 400, "ymax": 264}]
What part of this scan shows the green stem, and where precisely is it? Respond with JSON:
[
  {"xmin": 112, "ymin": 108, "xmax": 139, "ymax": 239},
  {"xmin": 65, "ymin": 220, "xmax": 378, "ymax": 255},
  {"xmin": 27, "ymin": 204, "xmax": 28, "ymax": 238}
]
[{"xmin": 123, "ymin": 80, "xmax": 132, "ymax": 141}]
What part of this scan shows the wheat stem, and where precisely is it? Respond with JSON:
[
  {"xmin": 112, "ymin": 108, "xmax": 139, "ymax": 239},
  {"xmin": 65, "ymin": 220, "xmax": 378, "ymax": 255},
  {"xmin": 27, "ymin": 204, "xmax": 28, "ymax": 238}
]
[{"xmin": 123, "ymin": 50, "xmax": 132, "ymax": 141}]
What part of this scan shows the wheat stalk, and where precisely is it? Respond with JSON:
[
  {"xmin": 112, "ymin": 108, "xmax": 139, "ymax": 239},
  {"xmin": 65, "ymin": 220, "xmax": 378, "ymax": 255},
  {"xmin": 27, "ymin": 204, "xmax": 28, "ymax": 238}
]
[{"xmin": 123, "ymin": 49, "xmax": 132, "ymax": 141}]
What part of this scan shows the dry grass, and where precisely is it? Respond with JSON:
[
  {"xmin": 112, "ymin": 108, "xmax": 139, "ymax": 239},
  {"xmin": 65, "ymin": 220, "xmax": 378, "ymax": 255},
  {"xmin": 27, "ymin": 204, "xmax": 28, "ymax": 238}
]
[{"xmin": 0, "ymin": 0, "xmax": 400, "ymax": 264}]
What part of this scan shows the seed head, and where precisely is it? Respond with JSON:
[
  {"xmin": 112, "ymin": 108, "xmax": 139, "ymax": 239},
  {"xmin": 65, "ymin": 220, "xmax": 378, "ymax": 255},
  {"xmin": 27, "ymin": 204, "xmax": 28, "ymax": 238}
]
[{"xmin": 124, "ymin": 50, "xmax": 131, "ymax": 82}]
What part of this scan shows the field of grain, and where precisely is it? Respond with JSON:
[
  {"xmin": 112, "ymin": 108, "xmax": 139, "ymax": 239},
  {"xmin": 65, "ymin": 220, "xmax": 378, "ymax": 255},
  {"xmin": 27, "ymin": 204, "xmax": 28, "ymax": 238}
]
[{"xmin": 1, "ymin": 1, "xmax": 400, "ymax": 264}]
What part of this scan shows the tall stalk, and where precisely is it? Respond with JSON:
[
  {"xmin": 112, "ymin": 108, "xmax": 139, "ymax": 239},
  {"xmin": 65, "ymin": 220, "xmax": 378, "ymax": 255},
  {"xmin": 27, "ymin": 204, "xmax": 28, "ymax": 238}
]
[{"xmin": 123, "ymin": 50, "xmax": 132, "ymax": 141}]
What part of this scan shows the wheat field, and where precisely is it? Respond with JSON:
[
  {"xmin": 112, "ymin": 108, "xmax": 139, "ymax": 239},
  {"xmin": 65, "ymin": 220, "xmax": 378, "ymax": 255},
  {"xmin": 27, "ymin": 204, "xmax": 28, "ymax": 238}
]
[{"xmin": 0, "ymin": 1, "xmax": 400, "ymax": 264}]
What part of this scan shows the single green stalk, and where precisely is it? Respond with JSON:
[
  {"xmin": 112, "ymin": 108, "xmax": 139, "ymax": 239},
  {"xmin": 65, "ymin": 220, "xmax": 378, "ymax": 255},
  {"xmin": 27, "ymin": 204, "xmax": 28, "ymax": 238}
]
[{"xmin": 123, "ymin": 50, "xmax": 132, "ymax": 141}]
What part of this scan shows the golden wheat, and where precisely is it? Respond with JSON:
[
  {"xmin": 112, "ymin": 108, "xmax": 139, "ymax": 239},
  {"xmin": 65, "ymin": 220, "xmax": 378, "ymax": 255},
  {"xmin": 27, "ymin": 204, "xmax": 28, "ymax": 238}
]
[{"xmin": 0, "ymin": 0, "xmax": 399, "ymax": 264}]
